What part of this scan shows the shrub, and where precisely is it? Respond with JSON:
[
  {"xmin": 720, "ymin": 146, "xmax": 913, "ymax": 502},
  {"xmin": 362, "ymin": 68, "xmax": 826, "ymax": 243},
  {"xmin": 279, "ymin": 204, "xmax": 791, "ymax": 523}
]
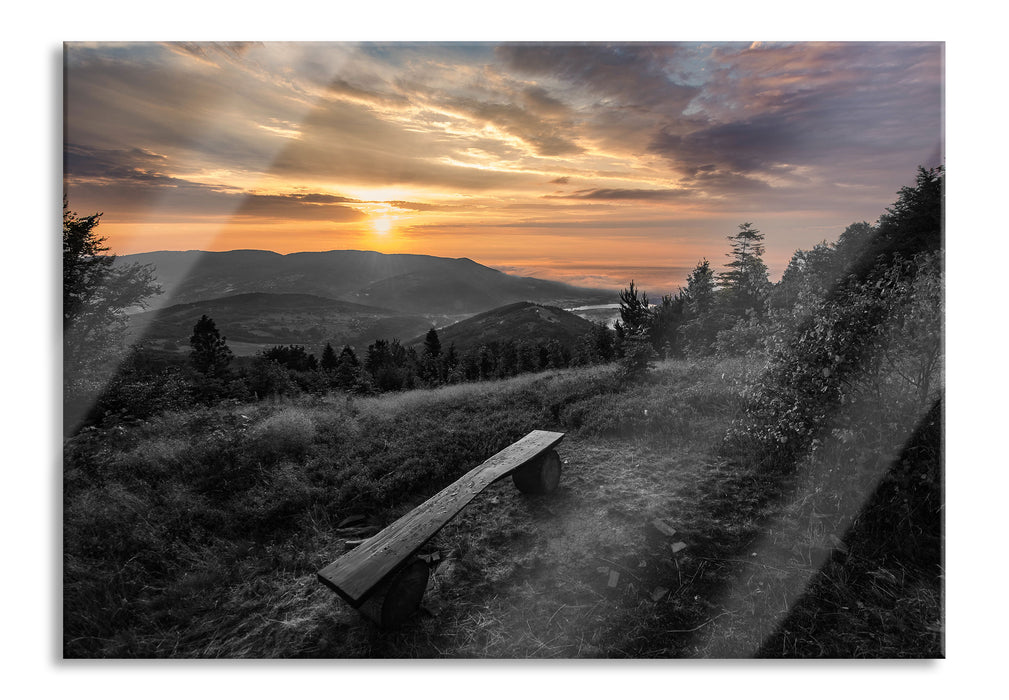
[
  {"xmin": 90, "ymin": 371, "xmax": 194, "ymax": 423},
  {"xmin": 724, "ymin": 252, "xmax": 942, "ymax": 472},
  {"xmin": 249, "ymin": 408, "xmax": 317, "ymax": 464},
  {"xmin": 616, "ymin": 333, "xmax": 657, "ymax": 384}
]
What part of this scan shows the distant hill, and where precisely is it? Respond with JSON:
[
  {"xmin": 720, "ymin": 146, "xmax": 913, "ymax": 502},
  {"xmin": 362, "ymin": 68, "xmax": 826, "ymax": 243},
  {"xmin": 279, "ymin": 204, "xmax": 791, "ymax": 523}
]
[
  {"xmin": 410, "ymin": 301, "xmax": 597, "ymax": 355},
  {"xmin": 127, "ymin": 292, "xmax": 433, "ymax": 356},
  {"xmin": 117, "ymin": 249, "xmax": 614, "ymax": 316}
]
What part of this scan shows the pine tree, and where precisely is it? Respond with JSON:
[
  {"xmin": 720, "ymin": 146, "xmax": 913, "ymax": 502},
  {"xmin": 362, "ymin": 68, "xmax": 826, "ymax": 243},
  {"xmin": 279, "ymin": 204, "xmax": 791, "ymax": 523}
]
[
  {"xmin": 423, "ymin": 328, "xmax": 442, "ymax": 358},
  {"xmin": 320, "ymin": 342, "xmax": 338, "ymax": 371},
  {"xmin": 592, "ymin": 322, "xmax": 615, "ymax": 362},
  {"xmin": 649, "ymin": 293, "xmax": 685, "ymax": 354},
  {"xmin": 442, "ymin": 342, "xmax": 459, "ymax": 380},
  {"xmin": 618, "ymin": 280, "xmax": 652, "ymax": 335},
  {"xmin": 334, "ymin": 345, "xmax": 360, "ymax": 390},
  {"xmin": 680, "ymin": 258, "xmax": 722, "ymax": 356},
  {"xmin": 684, "ymin": 259, "xmax": 717, "ymax": 316},
  {"xmin": 421, "ymin": 328, "xmax": 442, "ymax": 383},
  {"xmin": 189, "ymin": 315, "xmax": 233, "ymax": 376},
  {"xmin": 718, "ymin": 223, "xmax": 770, "ymax": 318}
]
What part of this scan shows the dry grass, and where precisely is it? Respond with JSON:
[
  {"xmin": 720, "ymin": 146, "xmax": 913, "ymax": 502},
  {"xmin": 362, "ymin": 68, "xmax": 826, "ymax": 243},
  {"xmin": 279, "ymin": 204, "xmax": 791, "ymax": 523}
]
[{"xmin": 63, "ymin": 357, "xmax": 941, "ymax": 658}]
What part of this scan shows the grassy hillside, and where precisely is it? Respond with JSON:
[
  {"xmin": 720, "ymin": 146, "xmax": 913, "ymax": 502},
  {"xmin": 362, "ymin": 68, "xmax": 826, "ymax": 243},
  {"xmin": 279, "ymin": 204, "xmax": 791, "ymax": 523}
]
[
  {"xmin": 126, "ymin": 292, "xmax": 433, "ymax": 355},
  {"xmin": 410, "ymin": 302, "xmax": 597, "ymax": 355},
  {"xmin": 63, "ymin": 357, "xmax": 941, "ymax": 658}
]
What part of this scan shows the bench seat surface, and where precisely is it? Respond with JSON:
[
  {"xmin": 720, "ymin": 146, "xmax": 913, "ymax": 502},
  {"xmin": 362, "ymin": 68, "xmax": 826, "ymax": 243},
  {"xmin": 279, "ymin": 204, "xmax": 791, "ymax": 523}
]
[{"xmin": 318, "ymin": 429, "xmax": 565, "ymax": 605}]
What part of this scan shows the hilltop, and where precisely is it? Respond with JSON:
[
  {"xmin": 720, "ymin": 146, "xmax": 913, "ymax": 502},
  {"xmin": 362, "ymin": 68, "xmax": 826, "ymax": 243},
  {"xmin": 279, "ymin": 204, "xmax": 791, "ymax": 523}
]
[{"xmin": 410, "ymin": 301, "xmax": 597, "ymax": 355}]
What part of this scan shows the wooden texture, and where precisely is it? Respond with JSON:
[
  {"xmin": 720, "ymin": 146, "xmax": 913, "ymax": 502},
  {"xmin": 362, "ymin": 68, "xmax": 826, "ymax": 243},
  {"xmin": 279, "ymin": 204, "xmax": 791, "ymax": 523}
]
[
  {"xmin": 318, "ymin": 429, "xmax": 565, "ymax": 606},
  {"xmin": 512, "ymin": 449, "xmax": 562, "ymax": 494},
  {"xmin": 356, "ymin": 557, "xmax": 430, "ymax": 629}
]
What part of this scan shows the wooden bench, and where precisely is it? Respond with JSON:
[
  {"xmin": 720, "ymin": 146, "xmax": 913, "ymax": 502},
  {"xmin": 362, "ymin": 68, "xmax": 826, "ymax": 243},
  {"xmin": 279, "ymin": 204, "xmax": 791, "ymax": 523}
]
[{"xmin": 317, "ymin": 429, "xmax": 566, "ymax": 628}]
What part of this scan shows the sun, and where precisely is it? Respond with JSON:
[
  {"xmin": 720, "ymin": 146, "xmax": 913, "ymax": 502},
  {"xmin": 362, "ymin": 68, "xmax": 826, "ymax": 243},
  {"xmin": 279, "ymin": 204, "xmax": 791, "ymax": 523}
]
[{"xmin": 371, "ymin": 215, "xmax": 395, "ymax": 236}]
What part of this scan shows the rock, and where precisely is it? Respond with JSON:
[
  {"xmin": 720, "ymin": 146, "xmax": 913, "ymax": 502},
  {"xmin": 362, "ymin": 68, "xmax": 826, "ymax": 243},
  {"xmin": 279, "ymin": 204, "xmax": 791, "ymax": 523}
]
[{"xmin": 652, "ymin": 519, "xmax": 678, "ymax": 537}]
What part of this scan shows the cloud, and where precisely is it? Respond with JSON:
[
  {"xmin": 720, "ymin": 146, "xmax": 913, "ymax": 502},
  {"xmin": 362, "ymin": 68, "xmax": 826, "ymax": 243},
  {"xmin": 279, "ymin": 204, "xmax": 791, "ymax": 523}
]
[
  {"xmin": 165, "ymin": 42, "xmax": 261, "ymax": 66},
  {"xmin": 384, "ymin": 200, "xmax": 448, "ymax": 211},
  {"xmin": 65, "ymin": 143, "xmax": 366, "ymax": 223},
  {"xmin": 497, "ymin": 43, "xmax": 697, "ymax": 110},
  {"xmin": 328, "ymin": 77, "xmax": 411, "ymax": 107},
  {"xmin": 64, "ymin": 41, "xmax": 943, "ymax": 268},
  {"xmin": 439, "ymin": 94, "xmax": 583, "ymax": 156},
  {"xmin": 547, "ymin": 188, "xmax": 691, "ymax": 201},
  {"xmin": 646, "ymin": 42, "xmax": 943, "ymax": 195}
]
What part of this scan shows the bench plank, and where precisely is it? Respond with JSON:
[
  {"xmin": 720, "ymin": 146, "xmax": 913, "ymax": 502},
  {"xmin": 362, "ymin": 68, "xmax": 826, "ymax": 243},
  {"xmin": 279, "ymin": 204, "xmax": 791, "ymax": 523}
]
[{"xmin": 318, "ymin": 429, "xmax": 565, "ymax": 606}]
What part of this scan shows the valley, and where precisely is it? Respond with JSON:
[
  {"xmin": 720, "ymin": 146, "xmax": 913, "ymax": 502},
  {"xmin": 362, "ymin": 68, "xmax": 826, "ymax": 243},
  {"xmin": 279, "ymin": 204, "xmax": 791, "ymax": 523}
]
[{"xmin": 122, "ymin": 249, "xmax": 617, "ymax": 356}]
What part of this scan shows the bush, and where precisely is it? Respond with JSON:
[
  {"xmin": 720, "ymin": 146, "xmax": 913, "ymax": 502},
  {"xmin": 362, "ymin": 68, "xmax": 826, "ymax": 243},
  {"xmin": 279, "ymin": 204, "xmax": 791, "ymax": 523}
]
[
  {"xmin": 90, "ymin": 371, "xmax": 194, "ymax": 423},
  {"xmin": 724, "ymin": 252, "xmax": 942, "ymax": 472},
  {"xmin": 249, "ymin": 408, "xmax": 317, "ymax": 464},
  {"xmin": 617, "ymin": 333, "xmax": 657, "ymax": 384}
]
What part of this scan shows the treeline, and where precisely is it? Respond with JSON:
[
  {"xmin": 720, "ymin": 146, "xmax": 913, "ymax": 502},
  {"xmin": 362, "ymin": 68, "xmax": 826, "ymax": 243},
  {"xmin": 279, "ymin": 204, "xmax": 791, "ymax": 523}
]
[
  {"xmin": 82, "ymin": 316, "xmax": 593, "ymax": 424},
  {"xmin": 597, "ymin": 167, "xmax": 942, "ymax": 378}
]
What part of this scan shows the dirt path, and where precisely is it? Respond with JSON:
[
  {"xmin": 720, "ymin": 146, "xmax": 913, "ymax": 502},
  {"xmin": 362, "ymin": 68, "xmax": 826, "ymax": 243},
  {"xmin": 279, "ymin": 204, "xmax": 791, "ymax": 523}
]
[{"xmin": 306, "ymin": 435, "xmax": 720, "ymax": 658}]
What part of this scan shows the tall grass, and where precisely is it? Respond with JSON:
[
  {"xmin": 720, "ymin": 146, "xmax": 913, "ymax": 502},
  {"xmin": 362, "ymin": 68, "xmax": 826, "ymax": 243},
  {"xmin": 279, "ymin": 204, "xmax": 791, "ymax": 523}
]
[
  {"xmin": 63, "ymin": 362, "xmax": 639, "ymax": 656},
  {"xmin": 63, "ymin": 355, "xmax": 940, "ymax": 658}
]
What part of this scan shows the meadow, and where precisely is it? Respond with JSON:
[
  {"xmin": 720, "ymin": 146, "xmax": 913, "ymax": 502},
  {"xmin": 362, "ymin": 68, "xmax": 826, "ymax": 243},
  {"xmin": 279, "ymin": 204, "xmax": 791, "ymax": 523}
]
[{"xmin": 63, "ymin": 354, "xmax": 941, "ymax": 658}]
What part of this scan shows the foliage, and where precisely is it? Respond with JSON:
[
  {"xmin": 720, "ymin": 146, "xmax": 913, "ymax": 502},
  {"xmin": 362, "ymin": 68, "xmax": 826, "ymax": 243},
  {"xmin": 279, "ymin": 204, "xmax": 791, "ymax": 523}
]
[
  {"xmin": 421, "ymin": 327, "xmax": 443, "ymax": 382},
  {"xmin": 333, "ymin": 345, "xmax": 363, "ymax": 391},
  {"xmin": 616, "ymin": 332, "xmax": 657, "ymax": 384},
  {"xmin": 679, "ymin": 259, "xmax": 724, "ymax": 357},
  {"xmin": 320, "ymin": 342, "xmax": 338, "ymax": 371},
  {"xmin": 261, "ymin": 345, "xmax": 318, "ymax": 372},
  {"xmin": 718, "ymin": 222, "xmax": 770, "ymax": 319},
  {"xmin": 725, "ymin": 252, "xmax": 942, "ymax": 468},
  {"xmin": 189, "ymin": 315, "xmax": 233, "ymax": 376},
  {"xmin": 63, "ymin": 199, "xmax": 160, "ymax": 413},
  {"xmin": 616, "ymin": 281, "xmax": 651, "ymax": 336}
]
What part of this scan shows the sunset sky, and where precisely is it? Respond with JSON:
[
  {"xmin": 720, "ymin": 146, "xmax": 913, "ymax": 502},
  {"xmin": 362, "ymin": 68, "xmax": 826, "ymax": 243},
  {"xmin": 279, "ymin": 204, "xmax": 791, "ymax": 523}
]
[{"xmin": 64, "ymin": 41, "xmax": 943, "ymax": 292}]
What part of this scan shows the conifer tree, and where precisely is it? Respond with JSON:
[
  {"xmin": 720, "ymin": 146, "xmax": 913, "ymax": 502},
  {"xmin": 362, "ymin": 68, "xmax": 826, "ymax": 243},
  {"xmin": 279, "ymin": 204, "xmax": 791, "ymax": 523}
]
[
  {"xmin": 189, "ymin": 315, "xmax": 233, "ymax": 376},
  {"xmin": 423, "ymin": 328, "xmax": 442, "ymax": 358},
  {"xmin": 617, "ymin": 280, "xmax": 651, "ymax": 335},
  {"xmin": 421, "ymin": 327, "xmax": 442, "ymax": 383},
  {"xmin": 334, "ymin": 345, "xmax": 360, "ymax": 390},
  {"xmin": 320, "ymin": 342, "xmax": 338, "ymax": 371},
  {"xmin": 718, "ymin": 223, "xmax": 770, "ymax": 318},
  {"xmin": 680, "ymin": 259, "xmax": 722, "ymax": 355}
]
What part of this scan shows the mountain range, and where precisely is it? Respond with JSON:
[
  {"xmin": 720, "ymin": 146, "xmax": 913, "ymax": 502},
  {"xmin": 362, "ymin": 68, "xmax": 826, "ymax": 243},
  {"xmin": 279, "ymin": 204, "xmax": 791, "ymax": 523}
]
[
  {"xmin": 117, "ymin": 250, "xmax": 612, "ymax": 315},
  {"xmin": 120, "ymin": 250, "xmax": 616, "ymax": 355}
]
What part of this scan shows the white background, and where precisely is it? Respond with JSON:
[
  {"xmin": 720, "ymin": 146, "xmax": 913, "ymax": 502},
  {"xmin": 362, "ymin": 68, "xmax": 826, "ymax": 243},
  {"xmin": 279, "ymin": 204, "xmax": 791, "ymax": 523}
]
[{"xmin": 5, "ymin": 2, "xmax": 1000, "ymax": 697}]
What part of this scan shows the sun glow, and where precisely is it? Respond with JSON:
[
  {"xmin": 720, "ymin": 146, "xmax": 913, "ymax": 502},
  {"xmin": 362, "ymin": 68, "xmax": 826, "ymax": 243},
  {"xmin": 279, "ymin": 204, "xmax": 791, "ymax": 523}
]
[{"xmin": 372, "ymin": 215, "xmax": 395, "ymax": 236}]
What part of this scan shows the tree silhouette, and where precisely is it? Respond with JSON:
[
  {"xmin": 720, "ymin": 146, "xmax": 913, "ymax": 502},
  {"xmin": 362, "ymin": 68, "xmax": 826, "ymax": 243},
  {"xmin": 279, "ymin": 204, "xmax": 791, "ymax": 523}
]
[
  {"xmin": 334, "ymin": 345, "xmax": 360, "ymax": 390},
  {"xmin": 320, "ymin": 342, "xmax": 338, "ymax": 371},
  {"xmin": 617, "ymin": 280, "xmax": 651, "ymax": 335},
  {"xmin": 679, "ymin": 259, "xmax": 721, "ymax": 355},
  {"xmin": 718, "ymin": 223, "xmax": 769, "ymax": 318},
  {"xmin": 423, "ymin": 328, "xmax": 442, "ymax": 358},
  {"xmin": 189, "ymin": 315, "xmax": 233, "ymax": 376},
  {"xmin": 63, "ymin": 198, "xmax": 160, "ymax": 381}
]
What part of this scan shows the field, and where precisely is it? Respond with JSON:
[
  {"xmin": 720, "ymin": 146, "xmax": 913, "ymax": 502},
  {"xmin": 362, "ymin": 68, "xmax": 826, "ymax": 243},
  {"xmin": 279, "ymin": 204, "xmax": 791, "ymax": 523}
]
[{"xmin": 63, "ymin": 357, "xmax": 942, "ymax": 658}]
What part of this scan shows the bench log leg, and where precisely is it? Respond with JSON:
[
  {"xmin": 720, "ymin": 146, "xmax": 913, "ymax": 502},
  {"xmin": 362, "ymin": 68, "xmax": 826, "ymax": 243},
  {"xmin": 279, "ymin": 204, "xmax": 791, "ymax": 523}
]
[
  {"xmin": 512, "ymin": 448, "xmax": 562, "ymax": 494},
  {"xmin": 356, "ymin": 556, "xmax": 430, "ymax": 629}
]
